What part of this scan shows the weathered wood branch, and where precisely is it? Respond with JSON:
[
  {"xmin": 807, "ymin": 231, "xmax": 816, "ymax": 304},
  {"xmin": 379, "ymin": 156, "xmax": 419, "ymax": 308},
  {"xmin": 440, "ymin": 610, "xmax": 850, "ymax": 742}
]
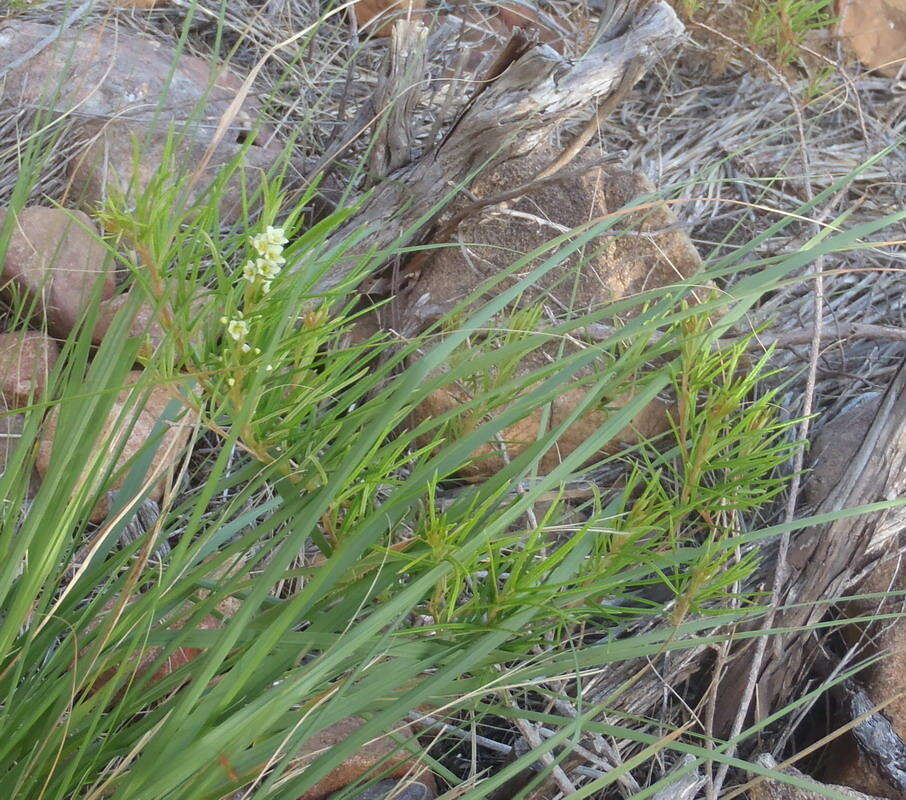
[
  {"xmin": 294, "ymin": 0, "xmax": 685, "ymax": 296},
  {"xmin": 714, "ymin": 359, "xmax": 906, "ymax": 734},
  {"xmin": 367, "ymin": 20, "xmax": 429, "ymax": 182},
  {"xmin": 845, "ymin": 680, "xmax": 906, "ymax": 794}
]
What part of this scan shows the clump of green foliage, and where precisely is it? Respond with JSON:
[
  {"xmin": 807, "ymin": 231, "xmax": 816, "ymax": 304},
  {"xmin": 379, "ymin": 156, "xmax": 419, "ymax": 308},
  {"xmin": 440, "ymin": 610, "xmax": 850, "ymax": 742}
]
[
  {"xmin": 0, "ymin": 35, "xmax": 903, "ymax": 800},
  {"xmin": 749, "ymin": 0, "xmax": 836, "ymax": 66},
  {"xmin": 679, "ymin": 0, "xmax": 836, "ymax": 67}
]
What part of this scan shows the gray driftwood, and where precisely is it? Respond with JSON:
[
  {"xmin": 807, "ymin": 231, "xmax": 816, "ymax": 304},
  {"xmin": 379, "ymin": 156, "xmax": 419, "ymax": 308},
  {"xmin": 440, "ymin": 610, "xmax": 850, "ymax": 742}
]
[
  {"xmin": 845, "ymin": 680, "xmax": 906, "ymax": 794},
  {"xmin": 367, "ymin": 21, "xmax": 429, "ymax": 182},
  {"xmin": 650, "ymin": 755, "xmax": 705, "ymax": 800},
  {"xmin": 293, "ymin": 0, "xmax": 686, "ymax": 295},
  {"xmin": 714, "ymin": 359, "xmax": 906, "ymax": 734}
]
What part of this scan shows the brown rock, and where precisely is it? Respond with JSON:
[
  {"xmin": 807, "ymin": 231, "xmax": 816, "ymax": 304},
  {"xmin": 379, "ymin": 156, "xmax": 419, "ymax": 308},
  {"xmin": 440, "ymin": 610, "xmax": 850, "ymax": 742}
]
[
  {"xmin": 288, "ymin": 716, "xmax": 432, "ymax": 800},
  {"xmin": 750, "ymin": 754, "xmax": 888, "ymax": 799},
  {"xmin": 820, "ymin": 735, "xmax": 898, "ymax": 798},
  {"xmin": 92, "ymin": 290, "xmax": 210, "ymax": 352},
  {"xmin": 69, "ymin": 119, "xmax": 282, "ymax": 221},
  {"xmin": 0, "ymin": 21, "xmax": 264, "ymax": 131},
  {"xmin": 389, "ymin": 148, "xmax": 702, "ymax": 336},
  {"xmin": 1, "ymin": 206, "xmax": 114, "ymax": 336},
  {"xmin": 0, "ymin": 21, "xmax": 281, "ymax": 220},
  {"xmin": 36, "ymin": 371, "xmax": 196, "ymax": 522},
  {"xmin": 838, "ymin": 0, "xmax": 906, "ymax": 78},
  {"xmin": 354, "ymin": 0, "xmax": 426, "ymax": 36},
  {"xmin": 388, "ymin": 147, "xmax": 701, "ymax": 477},
  {"xmin": 0, "ymin": 331, "xmax": 59, "ymax": 407}
]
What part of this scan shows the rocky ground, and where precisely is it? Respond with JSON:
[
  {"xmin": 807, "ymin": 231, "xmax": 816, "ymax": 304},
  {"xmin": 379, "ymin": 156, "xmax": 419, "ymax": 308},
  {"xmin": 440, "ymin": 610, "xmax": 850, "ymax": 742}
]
[{"xmin": 0, "ymin": 0, "xmax": 904, "ymax": 798}]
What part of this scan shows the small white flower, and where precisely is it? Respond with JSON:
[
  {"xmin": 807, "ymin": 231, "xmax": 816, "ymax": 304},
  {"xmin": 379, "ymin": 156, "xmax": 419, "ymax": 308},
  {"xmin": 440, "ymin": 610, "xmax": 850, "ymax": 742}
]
[
  {"xmin": 249, "ymin": 232, "xmax": 268, "ymax": 254},
  {"xmin": 261, "ymin": 243, "xmax": 286, "ymax": 263},
  {"xmin": 241, "ymin": 343, "xmax": 251, "ymax": 352},
  {"xmin": 261, "ymin": 281, "xmax": 272, "ymax": 294},
  {"xmin": 265, "ymin": 364, "xmax": 273, "ymax": 372},
  {"xmin": 227, "ymin": 318, "xmax": 249, "ymax": 341},
  {"xmin": 242, "ymin": 260, "xmax": 258, "ymax": 282},
  {"xmin": 264, "ymin": 225, "xmax": 288, "ymax": 246},
  {"xmin": 254, "ymin": 348, "xmax": 261, "ymax": 355},
  {"xmin": 251, "ymin": 226, "xmax": 288, "ymax": 259},
  {"xmin": 219, "ymin": 316, "xmax": 228, "ymax": 324},
  {"xmin": 256, "ymin": 258, "xmax": 281, "ymax": 280},
  {"xmin": 227, "ymin": 378, "xmax": 236, "ymax": 387}
]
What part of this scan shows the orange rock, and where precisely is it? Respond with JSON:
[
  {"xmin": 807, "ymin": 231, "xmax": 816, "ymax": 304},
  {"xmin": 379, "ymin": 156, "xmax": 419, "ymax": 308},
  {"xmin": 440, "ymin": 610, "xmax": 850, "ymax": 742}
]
[
  {"xmin": 88, "ymin": 557, "xmax": 243, "ymax": 696},
  {"xmin": 496, "ymin": 1, "xmax": 564, "ymax": 49},
  {"xmin": 384, "ymin": 147, "xmax": 703, "ymax": 478},
  {"xmin": 838, "ymin": 0, "xmax": 906, "ymax": 77},
  {"xmin": 820, "ymin": 734, "xmax": 897, "ymax": 798},
  {"xmin": 36, "ymin": 371, "xmax": 197, "ymax": 522},
  {"xmin": 354, "ymin": 0, "xmax": 426, "ymax": 37},
  {"xmin": 286, "ymin": 716, "xmax": 433, "ymax": 800},
  {"xmin": 1, "ymin": 207, "xmax": 114, "ymax": 337},
  {"xmin": 92, "ymin": 290, "xmax": 210, "ymax": 353},
  {"xmin": 412, "ymin": 366, "xmax": 675, "ymax": 479},
  {"xmin": 93, "ymin": 293, "xmax": 167, "ymax": 349},
  {"xmin": 0, "ymin": 331, "xmax": 59, "ymax": 407}
]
